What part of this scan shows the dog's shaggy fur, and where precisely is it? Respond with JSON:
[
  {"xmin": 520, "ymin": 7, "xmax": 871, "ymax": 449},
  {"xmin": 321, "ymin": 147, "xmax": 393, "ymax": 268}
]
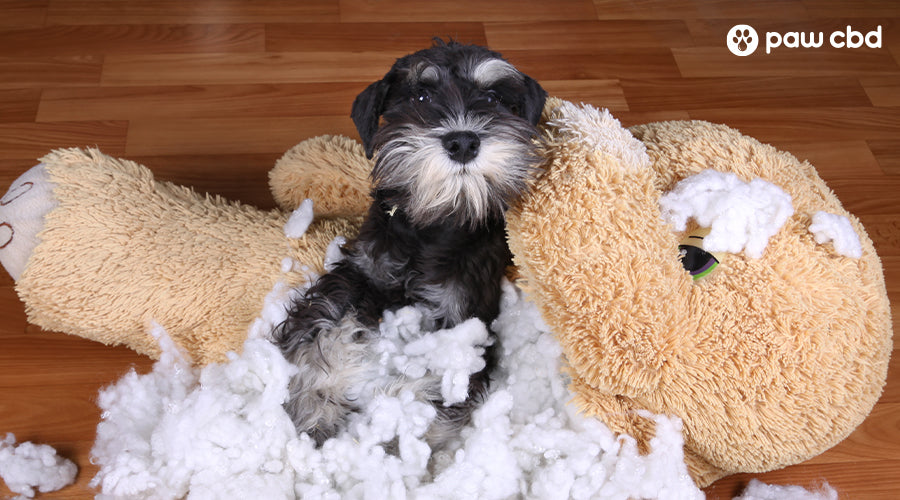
[{"xmin": 275, "ymin": 40, "xmax": 546, "ymax": 448}]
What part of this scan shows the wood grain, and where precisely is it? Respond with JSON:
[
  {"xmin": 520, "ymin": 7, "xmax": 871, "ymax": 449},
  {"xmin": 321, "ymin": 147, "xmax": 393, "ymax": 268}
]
[
  {"xmin": 265, "ymin": 22, "xmax": 488, "ymax": 52},
  {"xmin": 0, "ymin": 24, "xmax": 265, "ymax": 56},
  {"xmin": 37, "ymin": 83, "xmax": 365, "ymax": 121},
  {"xmin": 0, "ymin": 1, "xmax": 898, "ymax": 498},
  {"xmin": 861, "ymin": 75, "xmax": 900, "ymax": 106},
  {"xmin": 0, "ymin": 54, "xmax": 102, "ymax": 89},
  {"xmin": 44, "ymin": 0, "xmax": 340, "ymax": 25},
  {"xmin": 100, "ymin": 51, "xmax": 399, "ymax": 86}
]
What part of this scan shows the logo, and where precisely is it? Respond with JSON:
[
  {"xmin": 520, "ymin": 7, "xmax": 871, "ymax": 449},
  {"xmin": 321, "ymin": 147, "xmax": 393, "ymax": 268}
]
[
  {"xmin": 727, "ymin": 24, "xmax": 883, "ymax": 56},
  {"xmin": 727, "ymin": 24, "xmax": 758, "ymax": 56}
]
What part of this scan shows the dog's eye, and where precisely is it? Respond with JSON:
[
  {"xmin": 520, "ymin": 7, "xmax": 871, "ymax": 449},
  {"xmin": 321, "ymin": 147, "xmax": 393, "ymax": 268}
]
[
  {"xmin": 414, "ymin": 90, "xmax": 431, "ymax": 104},
  {"xmin": 485, "ymin": 90, "xmax": 501, "ymax": 104}
]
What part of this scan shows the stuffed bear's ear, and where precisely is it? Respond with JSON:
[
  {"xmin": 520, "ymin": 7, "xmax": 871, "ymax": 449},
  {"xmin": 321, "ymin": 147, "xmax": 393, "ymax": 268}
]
[
  {"xmin": 351, "ymin": 79, "xmax": 390, "ymax": 158},
  {"xmin": 519, "ymin": 75, "xmax": 547, "ymax": 126}
]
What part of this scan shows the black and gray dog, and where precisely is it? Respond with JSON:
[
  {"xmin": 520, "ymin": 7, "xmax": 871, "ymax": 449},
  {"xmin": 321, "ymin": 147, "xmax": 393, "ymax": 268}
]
[{"xmin": 275, "ymin": 40, "xmax": 546, "ymax": 449}]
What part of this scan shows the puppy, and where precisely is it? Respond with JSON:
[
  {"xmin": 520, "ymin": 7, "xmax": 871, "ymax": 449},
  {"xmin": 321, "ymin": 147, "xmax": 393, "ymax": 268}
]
[{"xmin": 275, "ymin": 39, "xmax": 546, "ymax": 448}]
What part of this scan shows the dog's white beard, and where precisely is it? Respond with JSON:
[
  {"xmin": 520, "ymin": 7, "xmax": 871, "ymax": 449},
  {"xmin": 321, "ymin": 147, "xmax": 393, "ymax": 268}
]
[{"xmin": 377, "ymin": 126, "xmax": 532, "ymax": 227}]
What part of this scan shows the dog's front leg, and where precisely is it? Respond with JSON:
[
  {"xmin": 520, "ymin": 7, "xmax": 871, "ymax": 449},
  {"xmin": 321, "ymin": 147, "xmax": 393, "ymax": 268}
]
[{"xmin": 276, "ymin": 267, "xmax": 380, "ymax": 445}]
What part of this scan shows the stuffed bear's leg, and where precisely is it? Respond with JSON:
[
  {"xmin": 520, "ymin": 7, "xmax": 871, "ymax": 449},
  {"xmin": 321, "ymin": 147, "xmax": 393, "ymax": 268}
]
[{"xmin": 0, "ymin": 164, "xmax": 58, "ymax": 282}]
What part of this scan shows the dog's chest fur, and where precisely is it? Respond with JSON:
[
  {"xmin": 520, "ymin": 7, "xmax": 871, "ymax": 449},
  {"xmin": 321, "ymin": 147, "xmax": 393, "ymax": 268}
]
[{"xmin": 341, "ymin": 194, "xmax": 511, "ymax": 331}]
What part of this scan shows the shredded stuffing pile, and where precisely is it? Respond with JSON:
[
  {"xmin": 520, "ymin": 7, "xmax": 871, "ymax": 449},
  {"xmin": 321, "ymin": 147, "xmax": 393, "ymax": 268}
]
[
  {"xmin": 80, "ymin": 276, "xmax": 839, "ymax": 500},
  {"xmin": 88, "ymin": 279, "xmax": 706, "ymax": 500}
]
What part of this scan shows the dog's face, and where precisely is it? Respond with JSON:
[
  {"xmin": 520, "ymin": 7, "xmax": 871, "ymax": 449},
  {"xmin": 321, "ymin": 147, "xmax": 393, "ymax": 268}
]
[{"xmin": 351, "ymin": 41, "xmax": 547, "ymax": 228}]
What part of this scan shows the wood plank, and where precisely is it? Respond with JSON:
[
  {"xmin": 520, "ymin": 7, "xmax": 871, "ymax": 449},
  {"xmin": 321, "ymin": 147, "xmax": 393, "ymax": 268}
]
[
  {"xmin": 883, "ymin": 256, "xmax": 900, "ymax": 297},
  {"xmin": 674, "ymin": 46, "xmax": 899, "ymax": 77},
  {"xmin": 37, "ymin": 83, "xmax": 364, "ymax": 121},
  {"xmin": 860, "ymin": 75, "xmax": 900, "ymax": 107},
  {"xmin": 0, "ymin": 88, "xmax": 40, "ymax": 123},
  {"xmin": 824, "ymin": 177, "xmax": 900, "ymax": 216},
  {"xmin": 124, "ymin": 116, "xmax": 357, "ymax": 156},
  {"xmin": 101, "ymin": 52, "xmax": 398, "ymax": 86},
  {"xmin": 622, "ymin": 77, "xmax": 871, "ymax": 112},
  {"xmin": 804, "ymin": 404, "xmax": 900, "ymax": 464},
  {"xmin": 768, "ymin": 140, "xmax": 884, "ymax": 178},
  {"xmin": 0, "ymin": 328, "xmax": 152, "ymax": 388},
  {"xmin": 867, "ymin": 139, "xmax": 900, "ymax": 175},
  {"xmin": 541, "ymin": 80, "xmax": 629, "ymax": 111},
  {"xmin": 127, "ymin": 153, "xmax": 283, "ymax": 209},
  {"xmin": 880, "ymin": 355, "xmax": 900, "ymax": 403},
  {"xmin": 592, "ymin": 0, "xmax": 809, "ymax": 20},
  {"xmin": 0, "ymin": 386, "xmax": 105, "ymax": 440},
  {"xmin": 265, "ymin": 22, "xmax": 487, "ymax": 52},
  {"xmin": 705, "ymin": 460, "xmax": 900, "ymax": 500},
  {"xmin": 0, "ymin": 55, "xmax": 102, "ymax": 89},
  {"xmin": 858, "ymin": 214, "xmax": 900, "ymax": 258},
  {"xmin": 0, "ymin": 0, "xmax": 47, "ymax": 28},
  {"xmin": 686, "ymin": 107, "xmax": 900, "ymax": 143},
  {"xmin": 0, "ymin": 286, "xmax": 27, "ymax": 330},
  {"xmin": 501, "ymin": 49, "xmax": 682, "ymax": 81},
  {"xmin": 617, "ymin": 110, "xmax": 692, "ymax": 127},
  {"xmin": 802, "ymin": 0, "xmax": 900, "ymax": 19},
  {"xmin": 0, "ymin": 24, "xmax": 265, "ymax": 57},
  {"xmin": 0, "ymin": 121, "xmax": 128, "ymax": 160},
  {"xmin": 45, "ymin": 0, "xmax": 339, "ymax": 24},
  {"xmin": 484, "ymin": 20, "xmax": 694, "ymax": 50},
  {"xmin": 338, "ymin": 0, "xmax": 598, "ymax": 22}
]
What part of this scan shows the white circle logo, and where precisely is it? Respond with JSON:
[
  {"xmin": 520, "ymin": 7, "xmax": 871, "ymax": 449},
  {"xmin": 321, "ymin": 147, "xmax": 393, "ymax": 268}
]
[{"xmin": 727, "ymin": 24, "xmax": 758, "ymax": 56}]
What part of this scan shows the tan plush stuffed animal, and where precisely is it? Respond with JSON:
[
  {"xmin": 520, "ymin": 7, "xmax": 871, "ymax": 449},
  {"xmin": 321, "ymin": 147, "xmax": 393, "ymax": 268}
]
[
  {"xmin": 505, "ymin": 98, "xmax": 892, "ymax": 486},
  {"xmin": 0, "ymin": 136, "xmax": 367, "ymax": 364},
  {"xmin": 0, "ymin": 98, "xmax": 891, "ymax": 487}
]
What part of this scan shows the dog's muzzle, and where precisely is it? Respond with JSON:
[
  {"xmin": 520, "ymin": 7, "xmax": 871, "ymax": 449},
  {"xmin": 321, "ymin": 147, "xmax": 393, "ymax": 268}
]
[{"xmin": 441, "ymin": 131, "xmax": 481, "ymax": 164}]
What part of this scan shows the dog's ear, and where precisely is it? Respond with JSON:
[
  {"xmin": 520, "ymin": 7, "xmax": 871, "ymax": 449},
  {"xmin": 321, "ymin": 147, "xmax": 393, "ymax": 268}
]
[
  {"xmin": 519, "ymin": 76, "xmax": 548, "ymax": 125},
  {"xmin": 351, "ymin": 79, "xmax": 390, "ymax": 158}
]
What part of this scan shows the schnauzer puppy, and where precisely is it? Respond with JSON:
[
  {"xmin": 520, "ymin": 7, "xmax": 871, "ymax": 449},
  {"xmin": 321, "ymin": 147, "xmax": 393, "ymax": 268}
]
[{"xmin": 275, "ymin": 40, "xmax": 547, "ymax": 448}]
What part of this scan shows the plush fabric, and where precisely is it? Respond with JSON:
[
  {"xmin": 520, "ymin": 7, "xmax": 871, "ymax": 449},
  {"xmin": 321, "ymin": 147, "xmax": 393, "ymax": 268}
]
[
  {"xmin": 506, "ymin": 98, "xmax": 892, "ymax": 485},
  {"xmin": 8, "ymin": 148, "xmax": 360, "ymax": 363},
  {"xmin": 0, "ymin": 98, "xmax": 890, "ymax": 487}
]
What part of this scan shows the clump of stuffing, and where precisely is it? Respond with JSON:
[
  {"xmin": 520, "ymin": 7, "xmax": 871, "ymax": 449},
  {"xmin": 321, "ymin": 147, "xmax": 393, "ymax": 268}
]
[
  {"xmin": 734, "ymin": 478, "xmax": 837, "ymax": 500},
  {"xmin": 659, "ymin": 169, "xmax": 794, "ymax": 258},
  {"xmin": 809, "ymin": 211, "xmax": 862, "ymax": 258},
  {"xmin": 0, "ymin": 433, "xmax": 77, "ymax": 498},
  {"xmin": 90, "ymin": 280, "xmax": 706, "ymax": 500},
  {"xmin": 323, "ymin": 235, "xmax": 347, "ymax": 271},
  {"xmin": 284, "ymin": 198, "xmax": 315, "ymax": 238}
]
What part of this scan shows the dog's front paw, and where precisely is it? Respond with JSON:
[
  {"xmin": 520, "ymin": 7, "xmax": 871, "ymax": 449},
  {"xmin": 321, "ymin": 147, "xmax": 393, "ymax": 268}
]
[{"xmin": 0, "ymin": 164, "xmax": 59, "ymax": 281}]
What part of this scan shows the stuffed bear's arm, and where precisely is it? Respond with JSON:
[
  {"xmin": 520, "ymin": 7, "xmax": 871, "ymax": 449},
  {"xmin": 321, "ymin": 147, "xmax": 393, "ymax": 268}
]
[{"xmin": 507, "ymin": 100, "xmax": 695, "ymax": 398}]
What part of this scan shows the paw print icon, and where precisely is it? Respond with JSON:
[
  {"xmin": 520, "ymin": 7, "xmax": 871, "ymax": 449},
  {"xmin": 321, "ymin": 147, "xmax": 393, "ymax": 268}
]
[{"xmin": 727, "ymin": 24, "xmax": 759, "ymax": 56}]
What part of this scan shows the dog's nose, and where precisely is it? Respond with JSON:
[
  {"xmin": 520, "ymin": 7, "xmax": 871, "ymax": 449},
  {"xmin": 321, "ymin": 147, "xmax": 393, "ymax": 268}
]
[{"xmin": 441, "ymin": 131, "xmax": 480, "ymax": 164}]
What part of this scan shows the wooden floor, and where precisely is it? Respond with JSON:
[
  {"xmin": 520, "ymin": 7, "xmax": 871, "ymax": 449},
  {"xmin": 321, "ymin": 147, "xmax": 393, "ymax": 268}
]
[{"xmin": 0, "ymin": 1, "xmax": 897, "ymax": 498}]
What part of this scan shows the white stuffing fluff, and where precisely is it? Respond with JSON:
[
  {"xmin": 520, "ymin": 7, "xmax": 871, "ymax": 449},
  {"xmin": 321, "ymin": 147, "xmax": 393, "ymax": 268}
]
[
  {"xmin": 809, "ymin": 211, "xmax": 863, "ymax": 258},
  {"xmin": 284, "ymin": 198, "xmax": 315, "ymax": 238},
  {"xmin": 659, "ymin": 169, "xmax": 794, "ymax": 258},
  {"xmin": 323, "ymin": 235, "xmax": 347, "ymax": 272},
  {"xmin": 87, "ymin": 281, "xmax": 834, "ymax": 500},
  {"xmin": 0, "ymin": 433, "xmax": 77, "ymax": 498},
  {"xmin": 734, "ymin": 478, "xmax": 837, "ymax": 500},
  {"xmin": 90, "ymin": 279, "xmax": 710, "ymax": 500}
]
